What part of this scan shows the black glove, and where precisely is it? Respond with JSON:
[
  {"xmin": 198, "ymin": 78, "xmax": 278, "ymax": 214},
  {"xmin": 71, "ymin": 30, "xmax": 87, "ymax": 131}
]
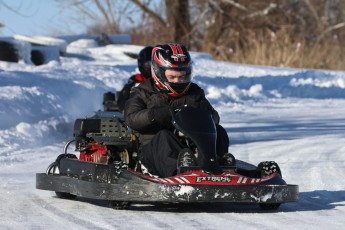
[
  {"xmin": 171, "ymin": 94, "xmax": 205, "ymax": 110},
  {"xmin": 170, "ymin": 97, "xmax": 187, "ymax": 110},
  {"xmin": 152, "ymin": 106, "xmax": 172, "ymax": 126}
]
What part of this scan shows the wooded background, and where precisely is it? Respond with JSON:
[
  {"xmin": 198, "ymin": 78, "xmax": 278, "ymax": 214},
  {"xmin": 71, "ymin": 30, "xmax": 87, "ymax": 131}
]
[{"xmin": 3, "ymin": 0, "xmax": 345, "ymax": 70}]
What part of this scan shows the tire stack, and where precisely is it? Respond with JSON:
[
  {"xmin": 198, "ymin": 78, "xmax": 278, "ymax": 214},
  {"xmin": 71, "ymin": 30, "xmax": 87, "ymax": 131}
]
[
  {"xmin": 0, "ymin": 35, "xmax": 67, "ymax": 66},
  {"xmin": 0, "ymin": 39, "xmax": 19, "ymax": 63},
  {"xmin": 14, "ymin": 35, "xmax": 67, "ymax": 66}
]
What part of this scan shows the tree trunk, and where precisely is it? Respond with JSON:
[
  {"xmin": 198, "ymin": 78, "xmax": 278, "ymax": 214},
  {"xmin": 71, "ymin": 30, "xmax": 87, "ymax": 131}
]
[
  {"xmin": 166, "ymin": 0, "xmax": 191, "ymax": 47},
  {"xmin": 202, "ymin": 2, "xmax": 228, "ymax": 54}
]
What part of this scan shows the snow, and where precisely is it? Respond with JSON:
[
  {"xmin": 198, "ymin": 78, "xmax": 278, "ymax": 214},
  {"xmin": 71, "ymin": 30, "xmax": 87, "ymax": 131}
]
[
  {"xmin": 13, "ymin": 34, "xmax": 68, "ymax": 54},
  {"xmin": 1, "ymin": 37, "xmax": 345, "ymax": 229}
]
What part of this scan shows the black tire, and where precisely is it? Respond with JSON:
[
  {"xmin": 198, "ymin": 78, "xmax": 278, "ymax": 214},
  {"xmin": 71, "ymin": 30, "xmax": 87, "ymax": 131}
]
[
  {"xmin": 53, "ymin": 153, "xmax": 77, "ymax": 200},
  {"xmin": 109, "ymin": 201, "xmax": 131, "ymax": 210},
  {"xmin": 46, "ymin": 154, "xmax": 78, "ymax": 175},
  {"xmin": 55, "ymin": 153, "xmax": 78, "ymax": 162},
  {"xmin": 257, "ymin": 161, "xmax": 282, "ymax": 210},
  {"xmin": 258, "ymin": 203, "xmax": 281, "ymax": 210},
  {"xmin": 257, "ymin": 161, "xmax": 282, "ymax": 178},
  {"xmin": 0, "ymin": 41, "xmax": 19, "ymax": 62},
  {"xmin": 55, "ymin": 192, "xmax": 77, "ymax": 200},
  {"xmin": 31, "ymin": 49, "xmax": 45, "ymax": 65},
  {"xmin": 53, "ymin": 154, "xmax": 78, "ymax": 200},
  {"xmin": 55, "ymin": 153, "xmax": 78, "ymax": 168}
]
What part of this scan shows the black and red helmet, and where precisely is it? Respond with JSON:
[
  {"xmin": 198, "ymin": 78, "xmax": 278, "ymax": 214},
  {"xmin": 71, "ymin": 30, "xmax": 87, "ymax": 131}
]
[
  {"xmin": 151, "ymin": 43, "xmax": 193, "ymax": 97},
  {"xmin": 137, "ymin": 46, "xmax": 153, "ymax": 78}
]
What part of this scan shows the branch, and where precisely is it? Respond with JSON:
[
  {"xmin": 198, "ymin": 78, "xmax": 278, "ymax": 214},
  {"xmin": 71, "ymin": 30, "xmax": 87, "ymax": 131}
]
[
  {"xmin": 105, "ymin": 0, "xmax": 116, "ymax": 25},
  {"xmin": 244, "ymin": 3, "xmax": 278, "ymax": 19},
  {"xmin": 94, "ymin": 0, "xmax": 113, "ymax": 30},
  {"xmin": 207, "ymin": 0, "xmax": 247, "ymax": 13},
  {"xmin": 130, "ymin": 0, "xmax": 166, "ymax": 27},
  {"xmin": 302, "ymin": 0, "xmax": 321, "ymax": 24},
  {"xmin": 208, "ymin": 0, "xmax": 224, "ymax": 14},
  {"xmin": 72, "ymin": 1, "xmax": 98, "ymax": 21},
  {"xmin": 221, "ymin": 0, "xmax": 247, "ymax": 11},
  {"xmin": 318, "ymin": 21, "xmax": 345, "ymax": 41}
]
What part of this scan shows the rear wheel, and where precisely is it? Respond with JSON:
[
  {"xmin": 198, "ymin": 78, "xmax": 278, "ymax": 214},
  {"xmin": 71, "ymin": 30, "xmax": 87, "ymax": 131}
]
[
  {"xmin": 55, "ymin": 192, "xmax": 76, "ymax": 200},
  {"xmin": 48, "ymin": 154, "xmax": 78, "ymax": 200},
  {"xmin": 257, "ymin": 161, "xmax": 282, "ymax": 210},
  {"xmin": 46, "ymin": 153, "xmax": 78, "ymax": 174}
]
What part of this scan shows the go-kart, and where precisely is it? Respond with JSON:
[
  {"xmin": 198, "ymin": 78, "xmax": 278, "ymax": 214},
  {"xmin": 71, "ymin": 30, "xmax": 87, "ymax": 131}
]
[{"xmin": 36, "ymin": 106, "xmax": 298, "ymax": 210}]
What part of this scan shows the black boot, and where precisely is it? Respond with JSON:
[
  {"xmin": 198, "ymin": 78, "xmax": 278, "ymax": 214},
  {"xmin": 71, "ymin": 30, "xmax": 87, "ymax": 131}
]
[
  {"xmin": 220, "ymin": 153, "xmax": 236, "ymax": 167},
  {"xmin": 177, "ymin": 148, "xmax": 197, "ymax": 167}
]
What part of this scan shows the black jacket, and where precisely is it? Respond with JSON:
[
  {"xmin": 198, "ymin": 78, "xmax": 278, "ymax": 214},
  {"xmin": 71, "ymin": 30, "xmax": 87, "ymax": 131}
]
[
  {"xmin": 117, "ymin": 73, "xmax": 148, "ymax": 112},
  {"xmin": 124, "ymin": 79, "xmax": 220, "ymax": 145}
]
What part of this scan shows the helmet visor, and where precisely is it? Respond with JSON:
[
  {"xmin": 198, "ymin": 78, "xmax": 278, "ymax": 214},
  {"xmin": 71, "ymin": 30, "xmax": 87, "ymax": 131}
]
[{"xmin": 164, "ymin": 69, "xmax": 192, "ymax": 84}]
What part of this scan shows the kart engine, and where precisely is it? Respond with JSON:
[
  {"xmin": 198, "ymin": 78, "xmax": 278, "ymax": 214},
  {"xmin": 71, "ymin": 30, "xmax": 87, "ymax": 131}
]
[{"xmin": 73, "ymin": 112, "xmax": 134, "ymax": 165}]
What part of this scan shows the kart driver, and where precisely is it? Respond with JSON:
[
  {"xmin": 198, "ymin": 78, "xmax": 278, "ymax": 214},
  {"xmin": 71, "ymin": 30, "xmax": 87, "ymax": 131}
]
[{"xmin": 124, "ymin": 43, "xmax": 234, "ymax": 178}]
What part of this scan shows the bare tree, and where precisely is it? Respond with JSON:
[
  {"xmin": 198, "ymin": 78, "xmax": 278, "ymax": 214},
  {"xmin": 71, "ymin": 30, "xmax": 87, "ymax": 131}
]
[
  {"xmin": 0, "ymin": 0, "xmax": 39, "ymax": 30},
  {"xmin": 58, "ymin": 0, "xmax": 137, "ymax": 34},
  {"xmin": 131, "ymin": 0, "xmax": 191, "ymax": 47},
  {"xmin": 56, "ymin": 0, "xmax": 345, "ymax": 69}
]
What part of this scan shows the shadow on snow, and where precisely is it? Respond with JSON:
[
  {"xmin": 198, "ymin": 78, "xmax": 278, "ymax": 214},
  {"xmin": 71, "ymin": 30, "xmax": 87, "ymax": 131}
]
[
  {"xmin": 65, "ymin": 190, "xmax": 345, "ymax": 213},
  {"xmin": 226, "ymin": 118, "xmax": 345, "ymax": 145}
]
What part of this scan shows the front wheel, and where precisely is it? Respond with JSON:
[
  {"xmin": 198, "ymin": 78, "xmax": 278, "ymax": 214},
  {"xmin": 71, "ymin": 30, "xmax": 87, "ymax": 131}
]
[
  {"xmin": 257, "ymin": 161, "xmax": 282, "ymax": 210},
  {"xmin": 257, "ymin": 161, "xmax": 282, "ymax": 178},
  {"xmin": 110, "ymin": 201, "xmax": 131, "ymax": 210},
  {"xmin": 258, "ymin": 203, "xmax": 281, "ymax": 210}
]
